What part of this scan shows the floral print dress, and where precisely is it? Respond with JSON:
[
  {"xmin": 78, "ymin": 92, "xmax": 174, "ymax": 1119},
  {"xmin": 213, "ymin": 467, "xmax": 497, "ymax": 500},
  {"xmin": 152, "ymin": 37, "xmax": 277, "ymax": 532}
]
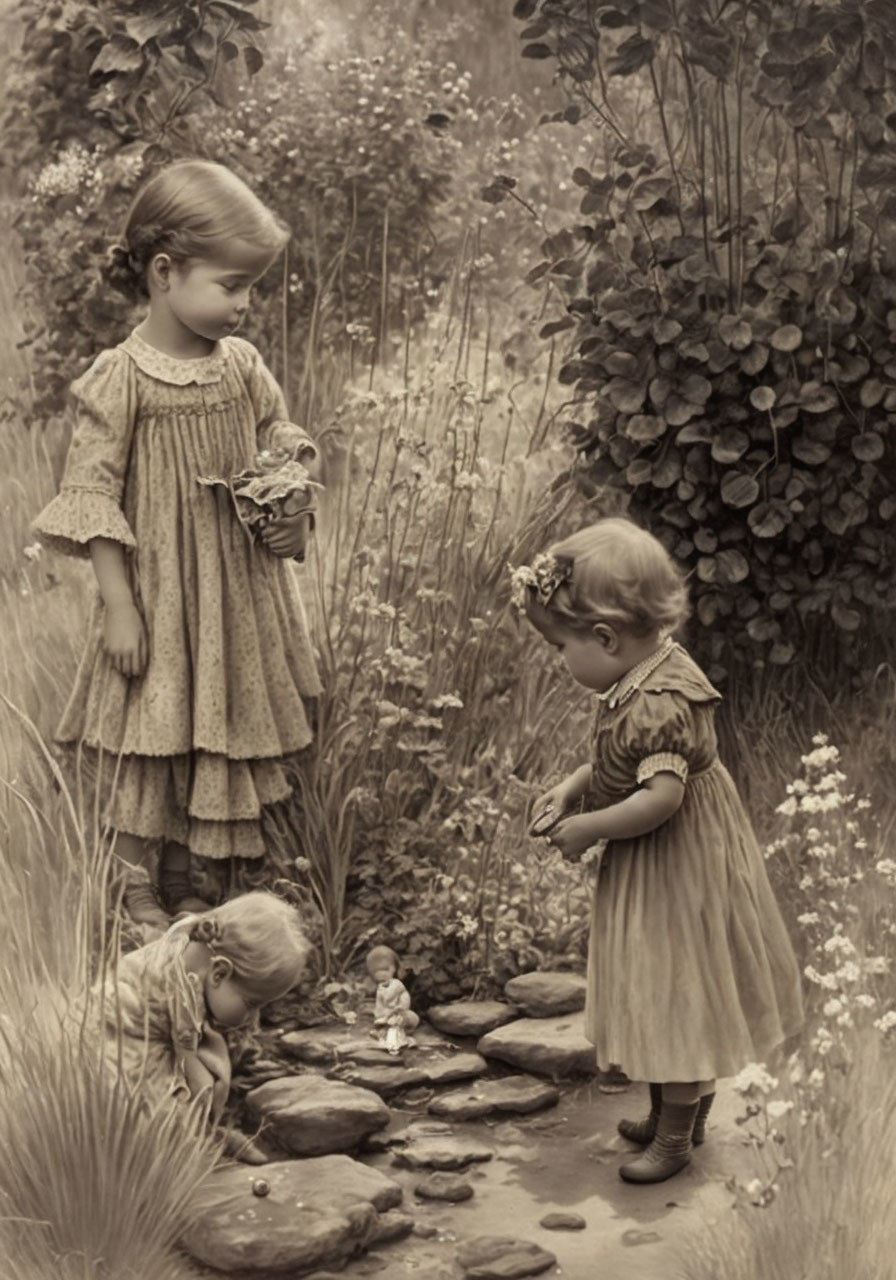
[
  {"xmin": 583, "ymin": 639, "xmax": 804, "ymax": 1082},
  {"xmin": 33, "ymin": 331, "xmax": 322, "ymax": 858}
]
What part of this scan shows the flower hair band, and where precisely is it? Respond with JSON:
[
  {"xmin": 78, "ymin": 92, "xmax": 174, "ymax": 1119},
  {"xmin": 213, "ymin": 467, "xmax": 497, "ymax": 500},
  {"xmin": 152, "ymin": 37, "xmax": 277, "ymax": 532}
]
[
  {"xmin": 190, "ymin": 916, "xmax": 223, "ymax": 947},
  {"xmin": 508, "ymin": 551, "xmax": 574, "ymax": 613}
]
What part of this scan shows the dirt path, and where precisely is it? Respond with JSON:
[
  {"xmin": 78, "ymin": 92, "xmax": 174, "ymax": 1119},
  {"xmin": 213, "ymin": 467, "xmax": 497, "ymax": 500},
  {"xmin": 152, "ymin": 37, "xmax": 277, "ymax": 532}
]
[{"xmin": 180, "ymin": 1078, "xmax": 754, "ymax": 1280}]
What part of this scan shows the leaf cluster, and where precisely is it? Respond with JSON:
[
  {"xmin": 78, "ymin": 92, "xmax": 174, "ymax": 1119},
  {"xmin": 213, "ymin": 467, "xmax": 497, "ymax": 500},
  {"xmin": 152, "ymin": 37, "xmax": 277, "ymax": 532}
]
[{"xmin": 510, "ymin": 0, "xmax": 896, "ymax": 675}]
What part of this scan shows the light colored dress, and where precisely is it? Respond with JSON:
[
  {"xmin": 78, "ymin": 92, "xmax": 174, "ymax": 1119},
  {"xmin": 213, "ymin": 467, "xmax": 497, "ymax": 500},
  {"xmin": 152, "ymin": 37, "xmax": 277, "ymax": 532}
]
[
  {"xmin": 33, "ymin": 331, "xmax": 322, "ymax": 858},
  {"xmin": 96, "ymin": 927, "xmax": 231, "ymax": 1121},
  {"xmin": 583, "ymin": 638, "xmax": 803, "ymax": 1082}
]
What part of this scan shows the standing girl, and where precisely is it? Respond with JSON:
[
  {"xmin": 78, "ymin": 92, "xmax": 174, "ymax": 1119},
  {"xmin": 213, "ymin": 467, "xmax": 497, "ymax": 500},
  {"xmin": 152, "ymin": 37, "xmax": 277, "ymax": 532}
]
[
  {"xmin": 514, "ymin": 518, "xmax": 803, "ymax": 1184},
  {"xmin": 33, "ymin": 160, "xmax": 321, "ymax": 930}
]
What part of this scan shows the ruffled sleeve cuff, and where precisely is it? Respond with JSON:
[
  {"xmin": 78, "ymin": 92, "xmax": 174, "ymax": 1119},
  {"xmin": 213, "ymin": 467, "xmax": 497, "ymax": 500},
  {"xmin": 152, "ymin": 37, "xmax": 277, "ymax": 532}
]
[
  {"xmin": 32, "ymin": 487, "xmax": 136, "ymax": 559},
  {"xmin": 636, "ymin": 752, "xmax": 689, "ymax": 786},
  {"xmin": 259, "ymin": 419, "xmax": 319, "ymax": 463}
]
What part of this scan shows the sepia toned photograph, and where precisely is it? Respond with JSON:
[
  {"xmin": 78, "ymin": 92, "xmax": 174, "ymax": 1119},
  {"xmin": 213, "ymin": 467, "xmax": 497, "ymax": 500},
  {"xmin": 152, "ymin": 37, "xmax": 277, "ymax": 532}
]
[{"xmin": 1, "ymin": 1, "xmax": 893, "ymax": 1277}]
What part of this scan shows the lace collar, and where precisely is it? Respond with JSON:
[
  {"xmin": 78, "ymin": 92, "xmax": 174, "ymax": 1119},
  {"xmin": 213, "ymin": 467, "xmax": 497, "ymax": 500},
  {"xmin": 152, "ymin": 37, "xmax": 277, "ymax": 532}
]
[
  {"xmin": 119, "ymin": 330, "xmax": 229, "ymax": 386},
  {"xmin": 597, "ymin": 634, "xmax": 676, "ymax": 710}
]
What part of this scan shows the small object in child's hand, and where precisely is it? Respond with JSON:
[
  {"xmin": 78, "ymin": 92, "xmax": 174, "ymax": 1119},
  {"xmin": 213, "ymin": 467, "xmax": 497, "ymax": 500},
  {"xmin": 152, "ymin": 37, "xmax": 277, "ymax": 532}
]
[
  {"xmin": 252, "ymin": 1178, "xmax": 271, "ymax": 1197},
  {"xmin": 530, "ymin": 804, "xmax": 558, "ymax": 836},
  {"xmin": 197, "ymin": 442, "xmax": 322, "ymax": 545}
]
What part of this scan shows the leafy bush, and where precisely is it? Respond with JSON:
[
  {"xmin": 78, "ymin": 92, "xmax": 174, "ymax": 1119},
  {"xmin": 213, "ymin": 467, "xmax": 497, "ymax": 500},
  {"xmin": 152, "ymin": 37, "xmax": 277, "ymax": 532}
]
[
  {"xmin": 5, "ymin": 0, "xmax": 266, "ymax": 415},
  {"xmin": 203, "ymin": 24, "xmax": 473, "ymax": 400},
  {"xmin": 501, "ymin": 0, "xmax": 896, "ymax": 678}
]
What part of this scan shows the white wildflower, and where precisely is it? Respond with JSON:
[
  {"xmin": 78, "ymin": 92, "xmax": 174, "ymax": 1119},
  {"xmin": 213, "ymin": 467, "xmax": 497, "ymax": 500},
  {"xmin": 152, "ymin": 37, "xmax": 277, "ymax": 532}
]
[
  {"xmin": 732, "ymin": 1063, "xmax": 779, "ymax": 1095},
  {"xmin": 767, "ymin": 1100, "xmax": 794, "ymax": 1120}
]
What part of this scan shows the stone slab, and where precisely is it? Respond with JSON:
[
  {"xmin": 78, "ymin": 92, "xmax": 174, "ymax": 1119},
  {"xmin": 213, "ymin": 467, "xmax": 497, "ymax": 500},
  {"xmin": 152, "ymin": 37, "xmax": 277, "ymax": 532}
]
[
  {"xmin": 245, "ymin": 1076, "xmax": 390, "ymax": 1156},
  {"xmin": 428, "ymin": 1075, "xmax": 560, "ymax": 1121},
  {"xmin": 180, "ymin": 1156, "xmax": 401, "ymax": 1274},
  {"xmin": 503, "ymin": 971, "xmax": 586, "ymax": 1017},
  {"xmin": 426, "ymin": 1001, "xmax": 520, "ymax": 1038},
  {"xmin": 477, "ymin": 1012, "xmax": 597, "ymax": 1079}
]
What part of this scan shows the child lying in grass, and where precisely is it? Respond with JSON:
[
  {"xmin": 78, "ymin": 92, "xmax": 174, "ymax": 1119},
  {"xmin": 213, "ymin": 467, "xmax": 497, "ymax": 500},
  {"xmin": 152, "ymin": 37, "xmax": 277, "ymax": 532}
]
[{"xmin": 98, "ymin": 891, "xmax": 310, "ymax": 1162}]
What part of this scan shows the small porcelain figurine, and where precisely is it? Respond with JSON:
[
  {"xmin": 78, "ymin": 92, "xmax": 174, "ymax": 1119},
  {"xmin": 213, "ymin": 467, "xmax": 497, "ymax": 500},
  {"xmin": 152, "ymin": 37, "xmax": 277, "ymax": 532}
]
[{"xmin": 365, "ymin": 945, "xmax": 419, "ymax": 1054}]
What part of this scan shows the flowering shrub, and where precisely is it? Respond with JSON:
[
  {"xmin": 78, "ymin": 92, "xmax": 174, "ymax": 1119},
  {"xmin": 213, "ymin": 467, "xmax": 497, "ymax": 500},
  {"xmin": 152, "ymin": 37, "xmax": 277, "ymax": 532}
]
[
  {"xmin": 6, "ymin": 0, "xmax": 266, "ymax": 416},
  {"xmin": 718, "ymin": 734, "xmax": 894, "ymax": 1227}
]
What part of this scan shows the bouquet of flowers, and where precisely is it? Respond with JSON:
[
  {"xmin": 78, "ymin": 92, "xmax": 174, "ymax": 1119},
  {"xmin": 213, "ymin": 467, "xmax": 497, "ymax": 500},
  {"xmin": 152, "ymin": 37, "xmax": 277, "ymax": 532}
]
[{"xmin": 199, "ymin": 446, "xmax": 322, "ymax": 541}]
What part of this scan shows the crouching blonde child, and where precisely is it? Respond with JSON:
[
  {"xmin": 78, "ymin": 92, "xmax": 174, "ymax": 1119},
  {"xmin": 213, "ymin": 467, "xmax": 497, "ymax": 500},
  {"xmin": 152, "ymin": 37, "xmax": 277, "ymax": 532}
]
[
  {"xmin": 513, "ymin": 518, "xmax": 803, "ymax": 1184},
  {"xmin": 98, "ymin": 892, "xmax": 310, "ymax": 1161}
]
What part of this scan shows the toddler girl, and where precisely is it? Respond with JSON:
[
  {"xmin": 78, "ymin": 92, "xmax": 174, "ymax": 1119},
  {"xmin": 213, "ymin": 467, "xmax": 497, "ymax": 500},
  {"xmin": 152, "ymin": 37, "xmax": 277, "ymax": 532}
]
[
  {"xmin": 514, "ymin": 518, "xmax": 803, "ymax": 1184},
  {"xmin": 33, "ymin": 160, "xmax": 321, "ymax": 929},
  {"xmin": 98, "ymin": 891, "xmax": 310, "ymax": 1159}
]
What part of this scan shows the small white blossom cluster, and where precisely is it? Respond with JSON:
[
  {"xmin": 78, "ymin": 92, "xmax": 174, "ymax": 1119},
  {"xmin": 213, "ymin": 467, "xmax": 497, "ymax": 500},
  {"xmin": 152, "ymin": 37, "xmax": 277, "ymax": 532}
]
[{"xmin": 31, "ymin": 143, "xmax": 102, "ymax": 201}]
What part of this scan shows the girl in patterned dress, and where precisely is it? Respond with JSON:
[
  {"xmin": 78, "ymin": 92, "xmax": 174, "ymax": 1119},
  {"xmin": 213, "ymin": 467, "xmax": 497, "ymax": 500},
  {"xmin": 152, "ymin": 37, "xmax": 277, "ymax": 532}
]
[
  {"xmin": 33, "ymin": 160, "xmax": 321, "ymax": 930},
  {"xmin": 514, "ymin": 518, "xmax": 803, "ymax": 1184},
  {"xmin": 97, "ymin": 891, "xmax": 310, "ymax": 1160}
]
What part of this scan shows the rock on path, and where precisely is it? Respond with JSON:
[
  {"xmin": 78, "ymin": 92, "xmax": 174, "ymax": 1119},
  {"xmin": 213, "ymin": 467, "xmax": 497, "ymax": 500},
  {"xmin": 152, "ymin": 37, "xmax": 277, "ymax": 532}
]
[
  {"xmin": 245, "ymin": 1076, "xmax": 390, "ymax": 1156},
  {"xmin": 181, "ymin": 1156, "xmax": 402, "ymax": 1274},
  {"xmin": 503, "ymin": 971, "xmax": 586, "ymax": 1017},
  {"xmin": 426, "ymin": 1001, "xmax": 520, "ymax": 1038},
  {"xmin": 477, "ymin": 1012, "xmax": 597, "ymax": 1079},
  {"xmin": 456, "ymin": 1236, "xmax": 557, "ymax": 1279},
  {"xmin": 427, "ymin": 1074, "xmax": 560, "ymax": 1121}
]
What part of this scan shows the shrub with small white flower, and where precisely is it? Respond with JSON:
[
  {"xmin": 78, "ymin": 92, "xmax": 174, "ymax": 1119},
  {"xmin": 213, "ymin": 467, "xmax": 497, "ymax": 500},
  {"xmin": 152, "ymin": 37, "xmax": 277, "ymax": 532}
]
[{"xmin": 724, "ymin": 733, "xmax": 895, "ymax": 1217}]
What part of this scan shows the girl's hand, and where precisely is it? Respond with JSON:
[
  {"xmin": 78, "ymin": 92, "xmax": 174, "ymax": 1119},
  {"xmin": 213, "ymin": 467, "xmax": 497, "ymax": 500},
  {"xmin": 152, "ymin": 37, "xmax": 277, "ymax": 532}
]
[
  {"xmin": 260, "ymin": 510, "xmax": 315, "ymax": 561},
  {"xmin": 546, "ymin": 813, "xmax": 601, "ymax": 861},
  {"xmin": 529, "ymin": 780, "xmax": 575, "ymax": 836},
  {"xmin": 103, "ymin": 601, "xmax": 148, "ymax": 677}
]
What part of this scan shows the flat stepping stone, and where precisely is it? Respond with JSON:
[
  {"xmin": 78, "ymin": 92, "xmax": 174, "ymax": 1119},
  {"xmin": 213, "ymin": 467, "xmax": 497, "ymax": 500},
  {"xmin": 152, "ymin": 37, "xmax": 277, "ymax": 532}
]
[
  {"xmin": 246, "ymin": 1076, "xmax": 390, "ymax": 1156},
  {"xmin": 281, "ymin": 1021, "xmax": 449, "ymax": 1067},
  {"xmin": 421, "ymin": 1052, "xmax": 489, "ymax": 1085},
  {"xmin": 477, "ymin": 1012, "xmax": 597, "ymax": 1079},
  {"xmin": 503, "ymin": 971, "xmax": 586, "ymax": 1017},
  {"xmin": 428, "ymin": 1075, "xmax": 559, "ymax": 1121},
  {"xmin": 457, "ymin": 1236, "xmax": 557, "ymax": 1279},
  {"xmin": 540, "ymin": 1211, "xmax": 586, "ymax": 1230},
  {"xmin": 368, "ymin": 1210, "xmax": 415, "ymax": 1244},
  {"xmin": 392, "ymin": 1128, "xmax": 494, "ymax": 1171},
  {"xmin": 414, "ymin": 1172, "xmax": 474, "ymax": 1202},
  {"xmin": 330, "ymin": 1063, "xmax": 430, "ymax": 1097},
  {"xmin": 426, "ymin": 1001, "xmax": 519, "ymax": 1037},
  {"xmin": 180, "ymin": 1156, "xmax": 401, "ymax": 1274}
]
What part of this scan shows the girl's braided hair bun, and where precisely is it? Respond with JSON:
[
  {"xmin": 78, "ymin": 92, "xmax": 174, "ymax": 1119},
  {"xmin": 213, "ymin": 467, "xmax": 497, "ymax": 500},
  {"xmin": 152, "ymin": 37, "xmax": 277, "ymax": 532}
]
[{"xmin": 103, "ymin": 223, "xmax": 171, "ymax": 300}]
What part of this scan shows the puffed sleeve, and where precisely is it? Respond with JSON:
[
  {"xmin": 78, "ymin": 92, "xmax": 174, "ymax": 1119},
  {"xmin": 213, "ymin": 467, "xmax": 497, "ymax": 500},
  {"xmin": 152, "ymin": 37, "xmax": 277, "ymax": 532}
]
[
  {"xmin": 617, "ymin": 690, "xmax": 698, "ymax": 787},
  {"xmin": 32, "ymin": 349, "xmax": 138, "ymax": 558},
  {"xmin": 231, "ymin": 336, "xmax": 318, "ymax": 462}
]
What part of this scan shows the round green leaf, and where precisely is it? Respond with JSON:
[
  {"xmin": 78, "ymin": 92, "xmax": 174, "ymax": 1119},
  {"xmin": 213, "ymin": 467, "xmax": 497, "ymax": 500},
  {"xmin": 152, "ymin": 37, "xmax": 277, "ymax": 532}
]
[
  {"xmin": 831, "ymin": 603, "xmax": 861, "ymax": 631},
  {"xmin": 605, "ymin": 350, "xmax": 640, "ymax": 378},
  {"xmin": 626, "ymin": 458, "xmax": 653, "ymax": 485},
  {"xmin": 715, "ymin": 548, "xmax": 750, "ymax": 584},
  {"xmin": 679, "ymin": 339, "xmax": 709, "ymax": 362},
  {"xmin": 664, "ymin": 394, "xmax": 699, "ymax": 426},
  {"xmin": 606, "ymin": 377, "xmax": 646, "ymax": 412},
  {"xmin": 653, "ymin": 317, "xmax": 683, "ymax": 344},
  {"xmin": 696, "ymin": 555, "xmax": 717, "ymax": 583},
  {"xmin": 711, "ymin": 426, "xmax": 750, "ymax": 463},
  {"xmin": 626, "ymin": 414, "xmax": 667, "ymax": 441},
  {"xmin": 880, "ymin": 496, "xmax": 896, "ymax": 520},
  {"xmin": 697, "ymin": 593, "xmax": 720, "ymax": 627},
  {"xmin": 770, "ymin": 324, "xmax": 803, "ymax": 352},
  {"xmin": 747, "ymin": 614, "xmax": 781, "ymax": 642},
  {"xmin": 859, "ymin": 378, "xmax": 886, "ymax": 408},
  {"xmin": 651, "ymin": 454, "xmax": 683, "ymax": 488},
  {"xmin": 769, "ymin": 641, "xmax": 795, "ymax": 664},
  {"xmin": 740, "ymin": 343, "xmax": 769, "ymax": 375},
  {"xmin": 718, "ymin": 314, "xmax": 753, "ymax": 350},
  {"xmin": 750, "ymin": 386, "xmax": 777, "ymax": 411},
  {"xmin": 799, "ymin": 381, "xmax": 838, "ymax": 413},
  {"xmin": 720, "ymin": 471, "xmax": 760, "ymax": 507},
  {"xmin": 791, "ymin": 436, "xmax": 832, "ymax": 465},
  {"xmin": 748, "ymin": 500, "xmax": 791, "ymax": 537},
  {"xmin": 852, "ymin": 431, "xmax": 885, "ymax": 461},
  {"xmin": 680, "ymin": 373, "xmax": 713, "ymax": 404},
  {"xmin": 694, "ymin": 526, "xmax": 718, "ymax": 553}
]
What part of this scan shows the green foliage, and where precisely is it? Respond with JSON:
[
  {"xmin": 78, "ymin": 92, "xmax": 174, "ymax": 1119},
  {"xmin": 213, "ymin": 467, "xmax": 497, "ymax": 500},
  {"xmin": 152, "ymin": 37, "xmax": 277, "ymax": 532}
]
[
  {"xmin": 5, "ymin": 0, "xmax": 266, "ymax": 416},
  {"xmin": 508, "ymin": 0, "xmax": 896, "ymax": 677},
  {"xmin": 204, "ymin": 30, "xmax": 473, "ymax": 405}
]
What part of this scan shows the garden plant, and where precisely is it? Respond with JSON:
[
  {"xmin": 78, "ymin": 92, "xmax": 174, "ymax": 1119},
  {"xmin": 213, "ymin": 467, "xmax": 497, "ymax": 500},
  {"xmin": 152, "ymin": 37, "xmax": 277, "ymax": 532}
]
[{"xmin": 0, "ymin": 0, "xmax": 894, "ymax": 1275}]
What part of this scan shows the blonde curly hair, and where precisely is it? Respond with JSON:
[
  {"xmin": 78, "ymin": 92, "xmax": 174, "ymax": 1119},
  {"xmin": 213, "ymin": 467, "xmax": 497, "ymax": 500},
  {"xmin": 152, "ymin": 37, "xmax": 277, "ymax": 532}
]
[
  {"xmin": 528, "ymin": 517, "xmax": 689, "ymax": 638},
  {"xmin": 193, "ymin": 891, "xmax": 311, "ymax": 1003}
]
